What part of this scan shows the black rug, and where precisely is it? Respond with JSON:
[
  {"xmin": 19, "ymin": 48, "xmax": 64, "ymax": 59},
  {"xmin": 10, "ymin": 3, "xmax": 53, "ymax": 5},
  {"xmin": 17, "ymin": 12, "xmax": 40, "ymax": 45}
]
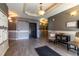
[{"xmin": 35, "ymin": 46, "xmax": 61, "ymax": 56}]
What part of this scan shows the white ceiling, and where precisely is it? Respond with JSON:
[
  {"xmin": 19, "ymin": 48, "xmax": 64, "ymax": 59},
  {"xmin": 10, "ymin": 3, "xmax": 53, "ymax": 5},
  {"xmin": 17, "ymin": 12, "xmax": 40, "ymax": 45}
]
[{"xmin": 7, "ymin": 3, "xmax": 78, "ymax": 20}]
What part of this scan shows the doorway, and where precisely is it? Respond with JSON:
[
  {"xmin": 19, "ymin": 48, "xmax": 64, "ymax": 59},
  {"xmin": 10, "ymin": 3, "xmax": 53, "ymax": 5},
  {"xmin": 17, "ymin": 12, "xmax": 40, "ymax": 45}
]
[
  {"xmin": 39, "ymin": 18, "xmax": 48, "ymax": 39},
  {"xmin": 29, "ymin": 23, "xmax": 37, "ymax": 39}
]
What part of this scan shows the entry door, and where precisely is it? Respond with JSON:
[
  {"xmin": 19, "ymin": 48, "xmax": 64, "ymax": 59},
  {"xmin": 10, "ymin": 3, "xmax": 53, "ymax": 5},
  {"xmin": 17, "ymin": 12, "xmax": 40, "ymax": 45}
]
[{"xmin": 29, "ymin": 23, "xmax": 37, "ymax": 38}]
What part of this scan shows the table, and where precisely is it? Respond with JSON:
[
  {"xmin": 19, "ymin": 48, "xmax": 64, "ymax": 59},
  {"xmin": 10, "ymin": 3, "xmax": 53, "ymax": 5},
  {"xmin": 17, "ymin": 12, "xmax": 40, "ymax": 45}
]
[
  {"xmin": 67, "ymin": 41, "xmax": 79, "ymax": 55},
  {"xmin": 55, "ymin": 34, "xmax": 70, "ymax": 45},
  {"xmin": 67, "ymin": 41, "xmax": 77, "ymax": 50}
]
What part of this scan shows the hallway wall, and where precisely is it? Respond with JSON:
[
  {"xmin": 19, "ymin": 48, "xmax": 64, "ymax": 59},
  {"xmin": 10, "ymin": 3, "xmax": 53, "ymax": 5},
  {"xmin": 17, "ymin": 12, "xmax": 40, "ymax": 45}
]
[
  {"xmin": 9, "ymin": 17, "xmax": 40, "ymax": 40},
  {"xmin": 16, "ymin": 21, "xmax": 29, "ymax": 40},
  {"xmin": 0, "ymin": 3, "xmax": 8, "ymax": 55}
]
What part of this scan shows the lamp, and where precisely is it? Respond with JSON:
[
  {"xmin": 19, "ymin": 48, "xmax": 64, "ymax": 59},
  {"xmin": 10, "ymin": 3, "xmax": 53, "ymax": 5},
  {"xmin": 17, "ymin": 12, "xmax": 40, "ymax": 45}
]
[
  {"xmin": 76, "ymin": 32, "xmax": 79, "ymax": 37},
  {"xmin": 50, "ymin": 33, "xmax": 55, "ymax": 37},
  {"xmin": 74, "ymin": 32, "xmax": 79, "ymax": 43}
]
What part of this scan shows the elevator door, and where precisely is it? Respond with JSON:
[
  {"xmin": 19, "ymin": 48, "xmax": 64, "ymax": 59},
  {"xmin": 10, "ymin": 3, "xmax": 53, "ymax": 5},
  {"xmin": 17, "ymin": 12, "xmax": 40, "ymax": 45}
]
[{"xmin": 29, "ymin": 23, "xmax": 37, "ymax": 38}]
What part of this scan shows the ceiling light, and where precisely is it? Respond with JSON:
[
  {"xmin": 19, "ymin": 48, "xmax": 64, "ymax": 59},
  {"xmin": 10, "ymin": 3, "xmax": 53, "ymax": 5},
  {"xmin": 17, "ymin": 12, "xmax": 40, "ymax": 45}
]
[
  {"xmin": 70, "ymin": 11, "xmax": 77, "ymax": 16},
  {"xmin": 39, "ymin": 18, "xmax": 48, "ymax": 25},
  {"xmin": 38, "ymin": 10, "xmax": 45, "ymax": 16},
  {"xmin": 38, "ymin": 3, "xmax": 45, "ymax": 16},
  {"xmin": 9, "ymin": 11, "xmax": 18, "ymax": 17}
]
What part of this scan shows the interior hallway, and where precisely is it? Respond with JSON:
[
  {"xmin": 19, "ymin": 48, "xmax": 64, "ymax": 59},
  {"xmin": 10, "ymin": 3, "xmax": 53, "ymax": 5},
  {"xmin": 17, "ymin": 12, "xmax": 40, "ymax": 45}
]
[{"xmin": 5, "ymin": 38, "xmax": 77, "ymax": 56}]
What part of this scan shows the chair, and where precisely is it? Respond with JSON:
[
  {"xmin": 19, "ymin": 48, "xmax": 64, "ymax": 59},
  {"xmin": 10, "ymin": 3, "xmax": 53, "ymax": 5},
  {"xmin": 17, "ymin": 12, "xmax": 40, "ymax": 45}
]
[{"xmin": 48, "ymin": 32, "xmax": 56, "ymax": 42}]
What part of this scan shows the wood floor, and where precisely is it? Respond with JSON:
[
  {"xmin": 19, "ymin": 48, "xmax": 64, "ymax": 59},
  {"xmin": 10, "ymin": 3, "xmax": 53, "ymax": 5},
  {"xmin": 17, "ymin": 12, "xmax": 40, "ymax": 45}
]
[{"xmin": 5, "ymin": 38, "xmax": 77, "ymax": 56}]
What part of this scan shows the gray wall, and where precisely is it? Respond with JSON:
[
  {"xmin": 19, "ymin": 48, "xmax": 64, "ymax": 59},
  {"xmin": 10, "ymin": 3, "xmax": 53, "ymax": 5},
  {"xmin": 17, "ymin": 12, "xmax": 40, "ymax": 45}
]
[{"xmin": 48, "ymin": 5, "xmax": 79, "ymax": 31}]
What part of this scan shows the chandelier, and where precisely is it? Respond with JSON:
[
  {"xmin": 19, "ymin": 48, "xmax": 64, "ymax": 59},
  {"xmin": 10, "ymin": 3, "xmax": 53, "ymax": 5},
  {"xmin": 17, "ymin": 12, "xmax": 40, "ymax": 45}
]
[
  {"xmin": 38, "ymin": 3, "xmax": 45, "ymax": 16},
  {"xmin": 39, "ymin": 18, "xmax": 48, "ymax": 26}
]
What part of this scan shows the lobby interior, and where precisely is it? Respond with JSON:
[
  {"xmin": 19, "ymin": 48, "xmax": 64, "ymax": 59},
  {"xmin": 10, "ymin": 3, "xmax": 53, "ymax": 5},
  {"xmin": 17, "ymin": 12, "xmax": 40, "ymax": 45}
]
[{"xmin": 0, "ymin": 3, "xmax": 79, "ymax": 56}]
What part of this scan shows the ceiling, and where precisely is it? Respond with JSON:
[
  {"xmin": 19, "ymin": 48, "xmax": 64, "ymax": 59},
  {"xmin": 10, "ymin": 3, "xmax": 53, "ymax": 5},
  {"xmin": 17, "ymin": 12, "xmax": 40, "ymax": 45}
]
[{"xmin": 7, "ymin": 3, "xmax": 78, "ymax": 20}]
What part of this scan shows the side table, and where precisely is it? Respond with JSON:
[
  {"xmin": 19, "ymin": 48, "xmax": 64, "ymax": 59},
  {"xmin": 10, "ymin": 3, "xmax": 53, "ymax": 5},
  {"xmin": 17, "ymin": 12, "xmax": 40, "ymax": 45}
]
[{"xmin": 67, "ymin": 41, "xmax": 79, "ymax": 56}]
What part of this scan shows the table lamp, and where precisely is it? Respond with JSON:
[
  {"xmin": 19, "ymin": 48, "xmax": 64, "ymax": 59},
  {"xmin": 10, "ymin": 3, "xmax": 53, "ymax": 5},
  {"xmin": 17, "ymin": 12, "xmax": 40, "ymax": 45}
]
[{"xmin": 74, "ymin": 32, "xmax": 79, "ymax": 43}]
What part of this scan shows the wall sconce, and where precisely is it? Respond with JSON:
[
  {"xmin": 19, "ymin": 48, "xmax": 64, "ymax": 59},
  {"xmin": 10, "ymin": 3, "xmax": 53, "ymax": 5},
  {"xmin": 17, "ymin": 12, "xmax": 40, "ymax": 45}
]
[
  {"xmin": 70, "ymin": 11, "xmax": 77, "ymax": 16},
  {"xmin": 52, "ymin": 18, "xmax": 55, "ymax": 21}
]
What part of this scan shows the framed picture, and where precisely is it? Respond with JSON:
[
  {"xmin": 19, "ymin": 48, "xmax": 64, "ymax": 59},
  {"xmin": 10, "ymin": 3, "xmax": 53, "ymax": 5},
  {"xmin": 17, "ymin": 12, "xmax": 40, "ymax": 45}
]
[{"xmin": 66, "ymin": 21, "xmax": 77, "ymax": 28}]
